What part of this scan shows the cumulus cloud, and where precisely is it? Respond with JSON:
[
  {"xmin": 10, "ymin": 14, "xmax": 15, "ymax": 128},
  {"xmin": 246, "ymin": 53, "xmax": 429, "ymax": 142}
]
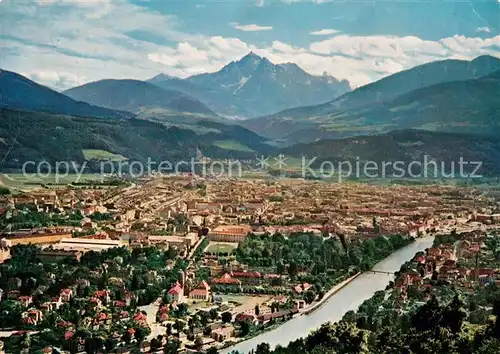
[
  {"xmin": 37, "ymin": 0, "xmax": 113, "ymax": 18},
  {"xmin": 3, "ymin": 0, "xmax": 500, "ymax": 90},
  {"xmin": 476, "ymin": 26, "xmax": 492, "ymax": 33},
  {"xmin": 231, "ymin": 23, "xmax": 273, "ymax": 32},
  {"xmin": 310, "ymin": 29, "xmax": 340, "ymax": 36}
]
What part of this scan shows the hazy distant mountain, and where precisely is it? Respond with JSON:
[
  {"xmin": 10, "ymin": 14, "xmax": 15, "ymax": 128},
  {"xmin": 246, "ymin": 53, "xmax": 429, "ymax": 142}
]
[
  {"xmin": 244, "ymin": 56, "xmax": 500, "ymax": 142},
  {"xmin": 148, "ymin": 73, "xmax": 176, "ymax": 84},
  {"xmin": 64, "ymin": 79, "xmax": 215, "ymax": 116},
  {"xmin": 149, "ymin": 52, "xmax": 351, "ymax": 118},
  {"xmin": 0, "ymin": 69, "xmax": 126, "ymax": 119}
]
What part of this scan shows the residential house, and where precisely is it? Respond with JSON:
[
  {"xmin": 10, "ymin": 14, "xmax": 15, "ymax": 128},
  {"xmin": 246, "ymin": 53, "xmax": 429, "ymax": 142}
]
[
  {"xmin": 60, "ymin": 288, "xmax": 73, "ymax": 302},
  {"xmin": 257, "ymin": 308, "xmax": 299, "ymax": 324},
  {"xmin": 292, "ymin": 283, "xmax": 312, "ymax": 294},
  {"xmin": 235, "ymin": 313, "xmax": 257, "ymax": 325},
  {"xmin": 7, "ymin": 290, "xmax": 19, "ymax": 300},
  {"xmin": 18, "ymin": 296, "xmax": 33, "ymax": 307},
  {"xmin": 93, "ymin": 312, "xmax": 112, "ymax": 330},
  {"xmin": 22, "ymin": 309, "xmax": 43, "ymax": 326},
  {"xmin": 211, "ymin": 326, "xmax": 235, "ymax": 342}
]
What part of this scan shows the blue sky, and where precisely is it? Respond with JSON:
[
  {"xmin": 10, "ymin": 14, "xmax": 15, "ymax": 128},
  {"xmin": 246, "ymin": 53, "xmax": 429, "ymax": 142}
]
[{"xmin": 1, "ymin": 0, "xmax": 499, "ymax": 90}]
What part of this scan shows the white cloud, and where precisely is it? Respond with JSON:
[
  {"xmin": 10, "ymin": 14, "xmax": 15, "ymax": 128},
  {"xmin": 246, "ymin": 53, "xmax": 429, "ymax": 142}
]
[
  {"xmin": 310, "ymin": 29, "xmax": 340, "ymax": 36},
  {"xmin": 231, "ymin": 23, "xmax": 273, "ymax": 32},
  {"xmin": 38, "ymin": 0, "xmax": 113, "ymax": 18},
  {"xmin": 307, "ymin": 34, "xmax": 500, "ymax": 86},
  {"xmin": 476, "ymin": 26, "xmax": 492, "ymax": 33},
  {"xmin": 3, "ymin": 0, "xmax": 500, "ymax": 91},
  {"xmin": 256, "ymin": 0, "xmax": 265, "ymax": 7}
]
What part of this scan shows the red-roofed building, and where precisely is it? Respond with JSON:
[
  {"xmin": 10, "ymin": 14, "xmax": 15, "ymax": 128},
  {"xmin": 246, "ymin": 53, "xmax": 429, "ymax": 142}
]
[
  {"xmin": 189, "ymin": 281, "xmax": 211, "ymax": 301},
  {"xmin": 114, "ymin": 300, "xmax": 127, "ymax": 308},
  {"xmin": 23, "ymin": 317, "xmax": 37, "ymax": 326},
  {"xmin": 167, "ymin": 281, "xmax": 184, "ymax": 303},
  {"xmin": 211, "ymin": 273, "xmax": 242, "ymax": 287},
  {"xmin": 235, "ymin": 313, "xmax": 256, "ymax": 324},
  {"xmin": 93, "ymin": 312, "xmax": 111, "ymax": 329},
  {"xmin": 93, "ymin": 290, "xmax": 111, "ymax": 303},
  {"xmin": 413, "ymin": 256, "xmax": 425, "ymax": 264},
  {"xmin": 18, "ymin": 296, "xmax": 33, "ymax": 307},
  {"xmin": 231, "ymin": 271, "xmax": 262, "ymax": 284},
  {"xmin": 208, "ymin": 225, "xmax": 252, "ymax": 243},
  {"xmin": 159, "ymin": 312, "xmax": 169, "ymax": 322},
  {"xmin": 133, "ymin": 312, "xmax": 147, "ymax": 321},
  {"xmin": 57, "ymin": 321, "xmax": 74, "ymax": 330},
  {"xmin": 292, "ymin": 283, "xmax": 312, "ymax": 294},
  {"xmin": 88, "ymin": 297, "xmax": 101, "ymax": 307},
  {"xmin": 427, "ymin": 248, "xmax": 441, "ymax": 257},
  {"xmin": 117, "ymin": 311, "xmax": 130, "ymax": 321},
  {"xmin": 60, "ymin": 288, "xmax": 73, "ymax": 302}
]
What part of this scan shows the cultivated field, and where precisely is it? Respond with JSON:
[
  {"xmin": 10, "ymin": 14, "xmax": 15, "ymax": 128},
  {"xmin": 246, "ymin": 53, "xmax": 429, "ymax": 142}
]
[{"xmin": 82, "ymin": 149, "xmax": 128, "ymax": 161}]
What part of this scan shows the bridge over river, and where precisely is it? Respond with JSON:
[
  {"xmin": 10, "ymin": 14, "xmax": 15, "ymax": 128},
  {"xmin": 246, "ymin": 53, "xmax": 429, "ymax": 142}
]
[{"xmin": 222, "ymin": 236, "xmax": 435, "ymax": 354}]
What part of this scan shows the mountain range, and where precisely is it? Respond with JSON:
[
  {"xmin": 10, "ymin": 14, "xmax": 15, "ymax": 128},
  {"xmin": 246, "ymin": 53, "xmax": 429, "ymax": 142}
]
[
  {"xmin": 149, "ymin": 52, "xmax": 351, "ymax": 118},
  {"xmin": 0, "ymin": 108, "xmax": 273, "ymax": 171},
  {"xmin": 64, "ymin": 79, "xmax": 216, "ymax": 117},
  {"xmin": 283, "ymin": 129, "xmax": 500, "ymax": 176},
  {"xmin": 2, "ymin": 54, "xmax": 500, "ymax": 176},
  {"xmin": 243, "ymin": 55, "xmax": 500, "ymax": 143}
]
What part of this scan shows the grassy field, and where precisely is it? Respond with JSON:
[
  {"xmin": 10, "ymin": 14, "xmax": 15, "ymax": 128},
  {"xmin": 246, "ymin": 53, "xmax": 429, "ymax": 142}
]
[
  {"xmin": 0, "ymin": 173, "xmax": 105, "ymax": 190},
  {"xmin": 212, "ymin": 140, "xmax": 255, "ymax": 153},
  {"xmin": 82, "ymin": 149, "xmax": 128, "ymax": 161},
  {"xmin": 205, "ymin": 242, "xmax": 238, "ymax": 254}
]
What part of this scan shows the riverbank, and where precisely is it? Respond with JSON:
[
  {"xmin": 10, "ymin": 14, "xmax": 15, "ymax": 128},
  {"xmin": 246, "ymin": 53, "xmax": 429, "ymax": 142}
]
[
  {"xmin": 218, "ymin": 272, "xmax": 362, "ymax": 351},
  {"xmin": 221, "ymin": 236, "xmax": 435, "ymax": 354},
  {"xmin": 301, "ymin": 272, "xmax": 362, "ymax": 315}
]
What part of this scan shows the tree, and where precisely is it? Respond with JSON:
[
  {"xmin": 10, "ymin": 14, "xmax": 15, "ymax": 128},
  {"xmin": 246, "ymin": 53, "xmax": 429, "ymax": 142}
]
[
  {"xmin": 240, "ymin": 320, "xmax": 251, "ymax": 336},
  {"xmin": 485, "ymin": 232, "xmax": 500, "ymax": 260},
  {"xmin": 441, "ymin": 294, "xmax": 466, "ymax": 334},
  {"xmin": 304, "ymin": 290, "xmax": 316, "ymax": 304},
  {"xmin": 221, "ymin": 311, "xmax": 232, "ymax": 324},
  {"xmin": 342, "ymin": 310, "xmax": 356, "ymax": 323},
  {"xmin": 288, "ymin": 261, "xmax": 298, "ymax": 277},
  {"xmin": 255, "ymin": 342, "xmax": 271, "ymax": 354},
  {"xmin": 276, "ymin": 261, "xmax": 285, "ymax": 275},
  {"xmin": 174, "ymin": 319, "xmax": 185, "ymax": 333},
  {"xmin": 412, "ymin": 295, "xmax": 443, "ymax": 332},
  {"xmin": 194, "ymin": 336, "xmax": 204, "ymax": 351},
  {"xmin": 255, "ymin": 305, "xmax": 260, "ymax": 316},
  {"xmin": 209, "ymin": 308, "xmax": 218, "ymax": 320},
  {"xmin": 163, "ymin": 339, "xmax": 180, "ymax": 354}
]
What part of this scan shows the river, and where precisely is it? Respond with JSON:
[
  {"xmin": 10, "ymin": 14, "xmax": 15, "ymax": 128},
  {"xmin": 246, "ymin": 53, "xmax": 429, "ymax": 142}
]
[{"xmin": 222, "ymin": 236, "xmax": 435, "ymax": 354}]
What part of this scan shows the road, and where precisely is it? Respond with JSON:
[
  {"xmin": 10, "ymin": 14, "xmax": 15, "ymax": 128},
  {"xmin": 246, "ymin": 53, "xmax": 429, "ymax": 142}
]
[{"xmin": 139, "ymin": 297, "xmax": 165, "ymax": 340}]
